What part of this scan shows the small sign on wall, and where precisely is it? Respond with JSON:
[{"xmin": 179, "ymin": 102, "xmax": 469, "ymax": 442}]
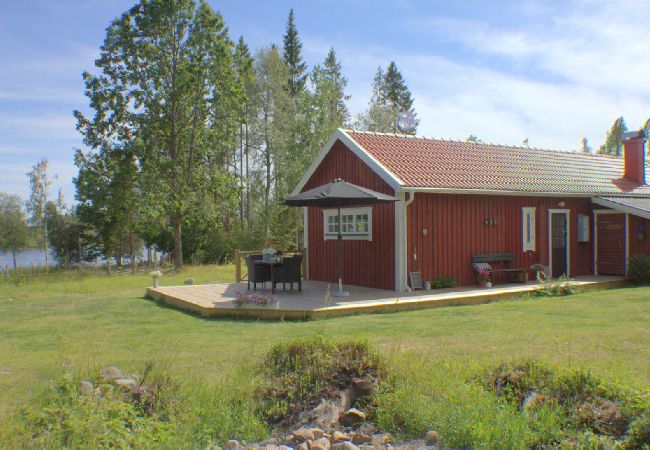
[{"xmin": 409, "ymin": 271, "xmax": 423, "ymax": 290}]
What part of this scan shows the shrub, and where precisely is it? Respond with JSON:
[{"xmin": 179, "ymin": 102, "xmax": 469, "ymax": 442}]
[
  {"xmin": 533, "ymin": 274, "xmax": 578, "ymax": 297},
  {"xmin": 2, "ymin": 365, "xmax": 179, "ymax": 448},
  {"xmin": 257, "ymin": 337, "xmax": 383, "ymax": 426},
  {"xmin": 628, "ymin": 253, "xmax": 650, "ymax": 284},
  {"xmin": 430, "ymin": 276, "xmax": 455, "ymax": 289}
]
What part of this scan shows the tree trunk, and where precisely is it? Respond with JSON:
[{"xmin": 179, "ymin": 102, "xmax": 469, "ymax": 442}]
[
  {"xmin": 129, "ymin": 228, "xmax": 135, "ymax": 274},
  {"xmin": 245, "ymin": 122, "xmax": 251, "ymax": 235},
  {"xmin": 239, "ymin": 123, "xmax": 244, "ymax": 228},
  {"xmin": 12, "ymin": 250, "xmax": 17, "ymax": 270},
  {"xmin": 173, "ymin": 212, "xmax": 183, "ymax": 269}
]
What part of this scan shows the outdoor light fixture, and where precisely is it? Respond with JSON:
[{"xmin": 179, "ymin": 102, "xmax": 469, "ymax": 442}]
[
  {"xmin": 422, "ymin": 228, "xmax": 428, "ymax": 236},
  {"xmin": 636, "ymin": 225, "xmax": 646, "ymax": 241},
  {"xmin": 558, "ymin": 201, "xmax": 566, "ymax": 207}
]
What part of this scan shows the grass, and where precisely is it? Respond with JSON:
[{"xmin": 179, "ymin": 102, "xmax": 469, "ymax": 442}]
[{"xmin": 0, "ymin": 265, "xmax": 649, "ymax": 448}]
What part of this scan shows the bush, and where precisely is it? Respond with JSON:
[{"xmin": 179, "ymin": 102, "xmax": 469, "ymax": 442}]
[
  {"xmin": 2, "ymin": 365, "xmax": 179, "ymax": 448},
  {"xmin": 257, "ymin": 337, "xmax": 383, "ymax": 426},
  {"xmin": 533, "ymin": 274, "xmax": 578, "ymax": 297},
  {"xmin": 430, "ymin": 276, "xmax": 455, "ymax": 289},
  {"xmin": 628, "ymin": 253, "xmax": 650, "ymax": 284}
]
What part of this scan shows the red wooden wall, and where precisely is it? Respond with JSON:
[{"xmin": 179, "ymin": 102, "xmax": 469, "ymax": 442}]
[
  {"xmin": 406, "ymin": 193, "xmax": 594, "ymax": 286},
  {"xmin": 303, "ymin": 140, "xmax": 395, "ymax": 290},
  {"xmin": 629, "ymin": 215, "xmax": 650, "ymax": 256}
]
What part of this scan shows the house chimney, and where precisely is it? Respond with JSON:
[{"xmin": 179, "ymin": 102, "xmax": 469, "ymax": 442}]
[{"xmin": 623, "ymin": 129, "xmax": 647, "ymax": 185}]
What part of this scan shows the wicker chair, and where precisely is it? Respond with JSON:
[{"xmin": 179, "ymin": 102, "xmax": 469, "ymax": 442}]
[
  {"xmin": 275, "ymin": 255, "xmax": 302, "ymax": 292},
  {"xmin": 245, "ymin": 255, "xmax": 271, "ymax": 290}
]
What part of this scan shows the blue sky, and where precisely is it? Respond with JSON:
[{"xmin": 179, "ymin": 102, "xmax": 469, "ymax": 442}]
[{"xmin": 1, "ymin": 0, "xmax": 649, "ymax": 201}]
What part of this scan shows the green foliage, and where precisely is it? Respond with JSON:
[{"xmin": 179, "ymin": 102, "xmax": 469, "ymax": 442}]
[
  {"xmin": 429, "ymin": 276, "xmax": 455, "ymax": 289},
  {"xmin": 258, "ymin": 337, "xmax": 383, "ymax": 424},
  {"xmin": 628, "ymin": 253, "xmax": 650, "ymax": 284},
  {"xmin": 484, "ymin": 360, "xmax": 650, "ymax": 447},
  {"xmin": 0, "ymin": 192, "xmax": 30, "ymax": 268},
  {"xmin": 356, "ymin": 62, "xmax": 418, "ymax": 134},
  {"xmin": 4, "ymin": 367, "xmax": 178, "ymax": 448},
  {"xmin": 598, "ymin": 116, "xmax": 627, "ymax": 156},
  {"xmin": 283, "ymin": 9, "xmax": 307, "ymax": 96},
  {"xmin": 533, "ymin": 274, "xmax": 578, "ymax": 297}
]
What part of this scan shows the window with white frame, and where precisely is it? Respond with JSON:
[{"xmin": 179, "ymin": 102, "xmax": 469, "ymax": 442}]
[
  {"xmin": 522, "ymin": 207, "xmax": 536, "ymax": 251},
  {"xmin": 323, "ymin": 207, "xmax": 372, "ymax": 240}
]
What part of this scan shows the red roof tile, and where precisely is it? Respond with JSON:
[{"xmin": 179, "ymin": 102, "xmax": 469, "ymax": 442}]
[{"xmin": 345, "ymin": 130, "xmax": 650, "ymax": 196}]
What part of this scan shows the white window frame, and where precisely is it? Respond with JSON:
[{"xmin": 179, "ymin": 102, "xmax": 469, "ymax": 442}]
[
  {"xmin": 323, "ymin": 207, "xmax": 372, "ymax": 241},
  {"xmin": 522, "ymin": 207, "xmax": 536, "ymax": 252}
]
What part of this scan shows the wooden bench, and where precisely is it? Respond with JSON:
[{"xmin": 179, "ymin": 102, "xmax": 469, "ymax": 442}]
[{"xmin": 472, "ymin": 253, "xmax": 528, "ymax": 284}]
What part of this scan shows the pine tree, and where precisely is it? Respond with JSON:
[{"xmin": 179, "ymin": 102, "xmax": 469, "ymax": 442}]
[
  {"xmin": 384, "ymin": 61, "xmax": 414, "ymax": 111},
  {"xmin": 322, "ymin": 48, "xmax": 350, "ymax": 125},
  {"xmin": 598, "ymin": 117, "xmax": 627, "ymax": 156},
  {"xmin": 356, "ymin": 62, "xmax": 418, "ymax": 134},
  {"xmin": 283, "ymin": 9, "xmax": 307, "ymax": 96},
  {"xmin": 581, "ymin": 137, "xmax": 592, "ymax": 154}
]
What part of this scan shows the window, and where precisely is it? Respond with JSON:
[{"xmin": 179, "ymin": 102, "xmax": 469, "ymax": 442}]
[
  {"xmin": 522, "ymin": 207, "xmax": 536, "ymax": 251},
  {"xmin": 323, "ymin": 207, "xmax": 372, "ymax": 240}
]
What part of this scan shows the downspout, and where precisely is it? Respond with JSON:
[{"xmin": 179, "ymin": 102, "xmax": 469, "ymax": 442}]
[{"xmin": 403, "ymin": 191, "xmax": 415, "ymax": 291}]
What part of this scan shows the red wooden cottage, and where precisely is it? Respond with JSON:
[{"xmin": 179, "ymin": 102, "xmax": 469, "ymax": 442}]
[{"xmin": 292, "ymin": 128, "xmax": 650, "ymax": 291}]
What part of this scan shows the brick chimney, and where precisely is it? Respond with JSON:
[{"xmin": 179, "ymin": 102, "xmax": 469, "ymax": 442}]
[{"xmin": 623, "ymin": 129, "xmax": 647, "ymax": 185}]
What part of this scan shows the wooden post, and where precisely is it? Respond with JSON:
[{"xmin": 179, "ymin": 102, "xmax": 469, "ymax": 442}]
[{"xmin": 235, "ymin": 249, "xmax": 241, "ymax": 283}]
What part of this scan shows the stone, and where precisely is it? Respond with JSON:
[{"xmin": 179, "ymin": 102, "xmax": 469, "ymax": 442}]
[
  {"xmin": 339, "ymin": 408, "xmax": 366, "ymax": 427},
  {"xmin": 278, "ymin": 446, "xmax": 293, "ymax": 450},
  {"xmin": 292, "ymin": 427, "xmax": 315, "ymax": 442},
  {"xmin": 425, "ymin": 430, "xmax": 439, "ymax": 444},
  {"xmin": 331, "ymin": 431, "xmax": 351, "ymax": 443},
  {"xmin": 351, "ymin": 433, "xmax": 372, "ymax": 445},
  {"xmin": 79, "ymin": 380, "xmax": 94, "ymax": 396},
  {"xmin": 100, "ymin": 366, "xmax": 123, "ymax": 381},
  {"xmin": 521, "ymin": 392, "xmax": 543, "ymax": 411},
  {"xmin": 297, "ymin": 442, "xmax": 309, "ymax": 450},
  {"xmin": 331, "ymin": 442, "xmax": 358, "ymax": 450},
  {"xmin": 225, "ymin": 440, "xmax": 240, "ymax": 450},
  {"xmin": 309, "ymin": 438, "xmax": 331, "ymax": 450},
  {"xmin": 114, "ymin": 377, "xmax": 138, "ymax": 390},
  {"xmin": 310, "ymin": 428, "xmax": 325, "ymax": 440},
  {"xmin": 184, "ymin": 278, "xmax": 194, "ymax": 285},
  {"xmin": 351, "ymin": 377, "xmax": 375, "ymax": 398}
]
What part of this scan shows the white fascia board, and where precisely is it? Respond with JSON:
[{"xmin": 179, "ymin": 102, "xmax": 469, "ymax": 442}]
[
  {"xmin": 592, "ymin": 197, "xmax": 650, "ymax": 220},
  {"xmin": 291, "ymin": 128, "xmax": 403, "ymax": 196},
  {"xmin": 405, "ymin": 186, "xmax": 650, "ymax": 198}
]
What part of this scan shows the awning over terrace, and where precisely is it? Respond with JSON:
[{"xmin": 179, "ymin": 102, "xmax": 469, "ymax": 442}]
[{"xmin": 593, "ymin": 197, "xmax": 650, "ymax": 220}]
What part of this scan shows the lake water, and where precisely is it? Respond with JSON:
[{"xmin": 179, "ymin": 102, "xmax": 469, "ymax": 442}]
[{"xmin": 0, "ymin": 249, "xmax": 53, "ymax": 269}]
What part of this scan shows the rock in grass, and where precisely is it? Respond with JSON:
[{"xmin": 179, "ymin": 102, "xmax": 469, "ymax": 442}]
[
  {"xmin": 310, "ymin": 437, "xmax": 331, "ymax": 450},
  {"xmin": 351, "ymin": 377, "xmax": 374, "ymax": 398},
  {"xmin": 425, "ymin": 430, "xmax": 439, "ymax": 444},
  {"xmin": 184, "ymin": 278, "xmax": 194, "ymax": 285},
  {"xmin": 224, "ymin": 439, "xmax": 240, "ymax": 450},
  {"xmin": 79, "ymin": 380, "xmax": 94, "ymax": 396},
  {"xmin": 114, "ymin": 377, "xmax": 138, "ymax": 390},
  {"xmin": 330, "ymin": 442, "xmax": 359, "ymax": 450},
  {"xmin": 310, "ymin": 428, "xmax": 325, "ymax": 440},
  {"xmin": 292, "ymin": 427, "xmax": 315, "ymax": 442},
  {"xmin": 100, "ymin": 366, "xmax": 123, "ymax": 381},
  {"xmin": 351, "ymin": 432, "xmax": 372, "ymax": 445},
  {"xmin": 339, "ymin": 408, "xmax": 366, "ymax": 427},
  {"xmin": 331, "ymin": 431, "xmax": 351, "ymax": 443}
]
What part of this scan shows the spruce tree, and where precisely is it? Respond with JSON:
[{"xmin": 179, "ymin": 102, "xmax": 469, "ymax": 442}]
[
  {"xmin": 283, "ymin": 9, "xmax": 307, "ymax": 96},
  {"xmin": 598, "ymin": 117, "xmax": 627, "ymax": 156},
  {"xmin": 581, "ymin": 137, "xmax": 591, "ymax": 153},
  {"xmin": 384, "ymin": 61, "xmax": 414, "ymax": 111}
]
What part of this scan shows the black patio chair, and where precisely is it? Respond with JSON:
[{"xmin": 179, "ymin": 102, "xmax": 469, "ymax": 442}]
[
  {"xmin": 245, "ymin": 255, "xmax": 270, "ymax": 291},
  {"xmin": 275, "ymin": 255, "xmax": 302, "ymax": 292}
]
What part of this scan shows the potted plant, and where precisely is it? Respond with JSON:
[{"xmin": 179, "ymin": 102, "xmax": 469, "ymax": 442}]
[
  {"xmin": 530, "ymin": 263, "xmax": 546, "ymax": 282},
  {"xmin": 476, "ymin": 268, "xmax": 491, "ymax": 288},
  {"xmin": 150, "ymin": 270, "xmax": 163, "ymax": 288},
  {"xmin": 233, "ymin": 291, "xmax": 279, "ymax": 309}
]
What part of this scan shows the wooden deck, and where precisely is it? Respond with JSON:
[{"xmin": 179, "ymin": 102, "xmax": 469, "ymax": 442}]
[{"xmin": 146, "ymin": 276, "xmax": 627, "ymax": 320}]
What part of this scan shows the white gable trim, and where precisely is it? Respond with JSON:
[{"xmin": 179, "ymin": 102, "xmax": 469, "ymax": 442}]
[
  {"xmin": 291, "ymin": 128, "xmax": 403, "ymax": 196},
  {"xmin": 592, "ymin": 197, "xmax": 650, "ymax": 220}
]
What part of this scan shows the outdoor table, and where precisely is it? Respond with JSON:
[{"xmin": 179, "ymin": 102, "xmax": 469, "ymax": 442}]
[{"xmin": 253, "ymin": 259, "xmax": 284, "ymax": 293}]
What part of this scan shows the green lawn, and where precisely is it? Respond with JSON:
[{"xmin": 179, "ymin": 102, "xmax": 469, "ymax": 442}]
[{"xmin": 0, "ymin": 266, "xmax": 648, "ymax": 447}]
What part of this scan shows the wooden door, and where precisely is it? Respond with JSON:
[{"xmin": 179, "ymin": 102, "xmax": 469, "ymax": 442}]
[
  {"xmin": 597, "ymin": 214, "xmax": 626, "ymax": 275},
  {"xmin": 551, "ymin": 212, "xmax": 568, "ymax": 277}
]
